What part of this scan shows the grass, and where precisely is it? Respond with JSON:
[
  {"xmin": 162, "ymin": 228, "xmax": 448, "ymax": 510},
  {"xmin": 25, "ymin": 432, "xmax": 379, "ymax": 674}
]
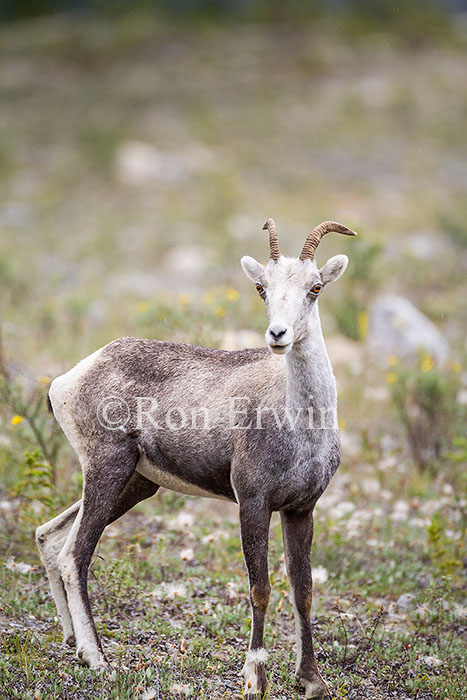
[
  {"xmin": 0, "ymin": 9, "xmax": 466, "ymax": 700},
  {"xmin": 0, "ymin": 486, "xmax": 465, "ymax": 699}
]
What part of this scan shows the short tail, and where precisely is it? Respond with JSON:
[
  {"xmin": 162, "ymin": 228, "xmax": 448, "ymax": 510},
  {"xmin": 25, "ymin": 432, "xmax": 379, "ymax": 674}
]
[{"xmin": 46, "ymin": 392, "xmax": 53, "ymax": 414}]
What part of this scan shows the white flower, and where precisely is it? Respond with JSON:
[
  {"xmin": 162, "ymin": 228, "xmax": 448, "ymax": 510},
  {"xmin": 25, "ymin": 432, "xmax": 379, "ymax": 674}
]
[
  {"xmin": 142, "ymin": 689, "xmax": 158, "ymax": 700},
  {"xmin": 150, "ymin": 583, "xmax": 187, "ymax": 600},
  {"xmin": 226, "ymin": 582, "xmax": 238, "ymax": 599},
  {"xmin": 329, "ymin": 501, "xmax": 355, "ymax": 520},
  {"xmin": 452, "ymin": 603, "xmax": 467, "ymax": 619},
  {"xmin": 170, "ymin": 683, "xmax": 192, "ymax": 696},
  {"xmin": 179, "ymin": 548, "xmax": 194, "ymax": 562},
  {"xmin": 171, "ymin": 512, "xmax": 194, "ymax": 530},
  {"xmin": 5, "ymin": 558, "xmax": 33, "ymax": 574},
  {"xmin": 396, "ymin": 593, "xmax": 415, "ymax": 610},
  {"xmin": 415, "ymin": 606, "xmax": 430, "ymax": 619},
  {"xmin": 201, "ymin": 529, "xmax": 228, "ymax": 544},
  {"xmin": 166, "ymin": 583, "xmax": 187, "ymax": 600},
  {"xmin": 149, "ymin": 585, "xmax": 165, "ymax": 600},
  {"xmin": 339, "ymin": 612, "xmax": 355, "ymax": 620},
  {"xmin": 313, "ymin": 566, "xmax": 328, "ymax": 584},
  {"xmin": 422, "ymin": 655, "xmax": 442, "ymax": 668}
]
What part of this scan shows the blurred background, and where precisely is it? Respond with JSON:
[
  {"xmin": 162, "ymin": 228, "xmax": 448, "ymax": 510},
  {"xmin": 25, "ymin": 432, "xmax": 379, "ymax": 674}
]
[
  {"xmin": 1, "ymin": 0, "xmax": 466, "ymax": 462},
  {"xmin": 0, "ymin": 2, "xmax": 466, "ymax": 698}
]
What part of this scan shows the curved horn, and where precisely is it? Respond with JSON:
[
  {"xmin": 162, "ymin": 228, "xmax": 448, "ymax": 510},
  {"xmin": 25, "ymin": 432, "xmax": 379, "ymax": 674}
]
[
  {"xmin": 300, "ymin": 221, "xmax": 357, "ymax": 261},
  {"xmin": 262, "ymin": 218, "xmax": 281, "ymax": 262}
]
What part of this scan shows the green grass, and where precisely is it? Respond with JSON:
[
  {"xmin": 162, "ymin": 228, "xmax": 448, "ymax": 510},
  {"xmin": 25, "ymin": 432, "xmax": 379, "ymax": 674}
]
[{"xmin": 0, "ymin": 491, "xmax": 465, "ymax": 698}]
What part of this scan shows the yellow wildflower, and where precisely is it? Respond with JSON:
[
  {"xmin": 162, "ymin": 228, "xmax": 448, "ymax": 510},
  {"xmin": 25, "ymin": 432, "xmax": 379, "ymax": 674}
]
[
  {"xmin": 386, "ymin": 372, "xmax": 397, "ymax": 384},
  {"xmin": 178, "ymin": 294, "xmax": 191, "ymax": 306},
  {"xmin": 202, "ymin": 292, "xmax": 214, "ymax": 305},
  {"xmin": 420, "ymin": 354, "xmax": 434, "ymax": 373},
  {"xmin": 451, "ymin": 361, "xmax": 462, "ymax": 373},
  {"xmin": 225, "ymin": 288, "xmax": 239, "ymax": 302},
  {"xmin": 215, "ymin": 306, "xmax": 226, "ymax": 319},
  {"xmin": 357, "ymin": 310, "xmax": 369, "ymax": 340},
  {"xmin": 37, "ymin": 376, "xmax": 51, "ymax": 386},
  {"xmin": 11, "ymin": 415, "xmax": 24, "ymax": 426},
  {"xmin": 387, "ymin": 355, "xmax": 399, "ymax": 366},
  {"xmin": 136, "ymin": 301, "xmax": 149, "ymax": 313},
  {"xmin": 338, "ymin": 418, "xmax": 347, "ymax": 430}
]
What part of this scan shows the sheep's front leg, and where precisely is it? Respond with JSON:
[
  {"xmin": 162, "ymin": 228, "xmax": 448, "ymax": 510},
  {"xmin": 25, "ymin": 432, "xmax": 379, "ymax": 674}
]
[
  {"xmin": 281, "ymin": 509, "xmax": 330, "ymax": 699},
  {"xmin": 239, "ymin": 500, "xmax": 271, "ymax": 699}
]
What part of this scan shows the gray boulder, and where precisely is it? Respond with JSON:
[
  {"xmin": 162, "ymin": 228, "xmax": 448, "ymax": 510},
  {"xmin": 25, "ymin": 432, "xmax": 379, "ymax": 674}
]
[{"xmin": 368, "ymin": 295, "xmax": 449, "ymax": 365}]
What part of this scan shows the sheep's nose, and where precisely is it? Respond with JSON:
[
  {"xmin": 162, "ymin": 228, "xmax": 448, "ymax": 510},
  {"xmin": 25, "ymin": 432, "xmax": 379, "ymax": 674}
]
[{"xmin": 269, "ymin": 326, "xmax": 287, "ymax": 341}]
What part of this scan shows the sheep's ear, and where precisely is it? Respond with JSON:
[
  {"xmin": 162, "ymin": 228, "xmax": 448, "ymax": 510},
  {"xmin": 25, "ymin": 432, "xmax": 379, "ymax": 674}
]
[
  {"xmin": 319, "ymin": 254, "xmax": 348, "ymax": 285},
  {"xmin": 241, "ymin": 256, "xmax": 265, "ymax": 282}
]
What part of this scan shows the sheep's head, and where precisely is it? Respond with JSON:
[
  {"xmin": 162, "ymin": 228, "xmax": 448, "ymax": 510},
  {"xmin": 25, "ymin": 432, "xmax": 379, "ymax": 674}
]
[{"xmin": 241, "ymin": 219, "xmax": 357, "ymax": 355}]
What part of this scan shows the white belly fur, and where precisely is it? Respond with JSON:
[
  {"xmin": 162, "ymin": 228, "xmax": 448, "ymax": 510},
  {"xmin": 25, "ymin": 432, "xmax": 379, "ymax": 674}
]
[{"xmin": 136, "ymin": 452, "xmax": 229, "ymax": 501}]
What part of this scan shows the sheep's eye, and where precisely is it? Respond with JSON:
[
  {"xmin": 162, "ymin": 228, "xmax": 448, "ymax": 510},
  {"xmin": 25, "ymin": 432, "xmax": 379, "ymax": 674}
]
[
  {"xmin": 310, "ymin": 284, "xmax": 322, "ymax": 295},
  {"xmin": 256, "ymin": 284, "xmax": 264, "ymax": 295}
]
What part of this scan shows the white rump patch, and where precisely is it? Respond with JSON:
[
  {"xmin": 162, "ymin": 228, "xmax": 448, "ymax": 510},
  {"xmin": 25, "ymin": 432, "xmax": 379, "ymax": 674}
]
[{"xmin": 49, "ymin": 346, "xmax": 105, "ymax": 454}]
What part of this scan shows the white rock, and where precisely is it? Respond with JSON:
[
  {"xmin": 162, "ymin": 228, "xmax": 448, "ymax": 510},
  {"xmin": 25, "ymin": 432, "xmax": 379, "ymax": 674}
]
[
  {"xmin": 116, "ymin": 140, "xmax": 216, "ymax": 185},
  {"xmin": 368, "ymin": 295, "xmax": 449, "ymax": 365},
  {"xmin": 163, "ymin": 244, "xmax": 212, "ymax": 276}
]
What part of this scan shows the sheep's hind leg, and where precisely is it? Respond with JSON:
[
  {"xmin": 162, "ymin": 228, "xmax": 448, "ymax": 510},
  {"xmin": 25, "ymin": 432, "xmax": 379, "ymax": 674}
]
[
  {"xmin": 53, "ymin": 443, "xmax": 154, "ymax": 669},
  {"xmin": 36, "ymin": 472, "xmax": 159, "ymax": 649},
  {"xmin": 36, "ymin": 501, "xmax": 81, "ymax": 646},
  {"xmin": 37, "ymin": 471, "xmax": 159, "ymax": 654}
]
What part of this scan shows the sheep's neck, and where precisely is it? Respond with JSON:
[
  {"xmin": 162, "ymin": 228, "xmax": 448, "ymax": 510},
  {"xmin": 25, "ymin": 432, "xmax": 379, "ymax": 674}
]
[{"xmin": 285, "ymin": 307, "xmax": 337, "ymax": 426}]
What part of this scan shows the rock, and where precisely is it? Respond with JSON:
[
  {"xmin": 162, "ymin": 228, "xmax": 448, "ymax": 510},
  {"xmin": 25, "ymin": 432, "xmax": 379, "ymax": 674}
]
[
  {"xmin": 404, "ymin": 230, "xmax": 450, "ymax": 260},
  {"xmin": 368, "ymin": 295, "xmax": 449, "ymax": 365},
  {"xmin": 115, "ymin": 140, "xmax": 216, "ymax": 185},
  {"xmin": 220, "ymin": 330, "xmax": 264, "ymax": 351},
  {"xmin": 163, "ymin": 244, "xmax": 212, "ymax": 277}
]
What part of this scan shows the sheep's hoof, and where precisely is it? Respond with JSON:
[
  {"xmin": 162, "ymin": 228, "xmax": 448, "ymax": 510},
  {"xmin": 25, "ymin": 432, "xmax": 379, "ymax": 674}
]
[
  {"xmin": 64, "ymin": 633, "xmax": 76, "ymax": 647},
  {"xmin": 297, "ymin": 675, "xmax": 331, "ymax": 699},
  {"xmin": 243, "ymin": 660, "xmax": 268, "ymax": 698},
  {"xmin": 76, "ymin": 645, "xmax": 108, "ymax": 671}
]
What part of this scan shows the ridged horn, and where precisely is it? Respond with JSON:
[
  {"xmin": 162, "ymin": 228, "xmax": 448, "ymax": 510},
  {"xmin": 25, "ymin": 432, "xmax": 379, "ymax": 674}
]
[
  {"xmin": 262, "ymin": 218, "xmax": 281, "ymax": 262},
  {"xmin": 300, "ymin": 221, "xmax": 357, "ymax": 261}
]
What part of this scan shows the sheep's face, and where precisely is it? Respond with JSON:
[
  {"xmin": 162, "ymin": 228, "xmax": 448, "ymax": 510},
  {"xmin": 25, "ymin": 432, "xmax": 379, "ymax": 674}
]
[{"xmin": 241, "ymin": 254, "xmax": 348, "ymax": 355}]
